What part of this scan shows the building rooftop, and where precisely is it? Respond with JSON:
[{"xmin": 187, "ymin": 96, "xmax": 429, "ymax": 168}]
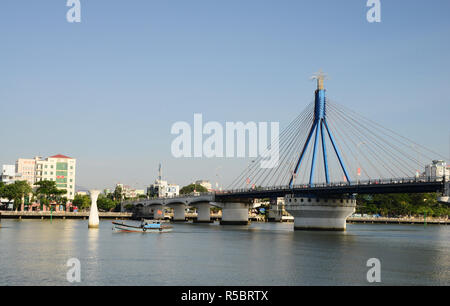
[{"xmin": 49, "ymin": 154, "xmax": 73, "ymax": 159}]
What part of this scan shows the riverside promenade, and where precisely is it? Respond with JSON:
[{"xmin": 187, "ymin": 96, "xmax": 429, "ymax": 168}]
[
  {"xmin": 347, "ymin": 216, "xmax": 449, "ymax": 225},
  {"xmin": 0, "ymin": 211, "xmax": 447, "ymax": 225},
  {"xmin": 0, "ymin": 211, "xmax": 132, "ymax": 220}
]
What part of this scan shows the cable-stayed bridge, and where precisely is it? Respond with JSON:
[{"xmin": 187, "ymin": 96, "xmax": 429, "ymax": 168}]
[{"xmin": 125, "ymin": 72, "xmax": 449, "ymax": 230}]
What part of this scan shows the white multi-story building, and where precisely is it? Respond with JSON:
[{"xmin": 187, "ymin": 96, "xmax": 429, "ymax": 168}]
[
  {"xmin": 147, "ymin": 180, "xmax": 179, "ymax": 198},
  {"xmin": 1, "ymin": 154, "xmax": 77, "ymax": 203},
  {"xmin": 116, "ymin": 184, "xmax": 146, "ymax": 199},
  {"xmin": 35, "ymin": 154, "xmax": 77, "ymax": 200},
  {"xmin": 13, "ymin": 154, "xmax": 77, "ymax": 200},
  {"xmin": 145, "ymin": 163, "xmax": 180, "ymax": 198},
  {"xmin": 1, "ymin": 165, "xmax": 17, "ymax": 184},
  {"xmin": 195, "ymin": 180, "xmax": 212, "ymax": 191},
  {"xmin": 425, "ymin": 160, "xmax": 450, "ymax": 180},
  {"xmin": 15, "ymin": 158, "xmax": 37, "ymax": 185}
]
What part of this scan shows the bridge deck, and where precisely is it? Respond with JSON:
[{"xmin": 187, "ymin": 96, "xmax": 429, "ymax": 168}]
[
  {"xmin": 123, "ymin": 179, "xmax": 445, "ymax": 205},
  {"xmin": 216, "ymin": 179, "xmax": 444, "ymax": 200}
]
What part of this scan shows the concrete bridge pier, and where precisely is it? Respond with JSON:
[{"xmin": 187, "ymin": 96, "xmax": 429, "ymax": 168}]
[
  {"xmin": 285, "ymin": 195, "xmax": 356, "ymax": 231},
  {"xmin": 220, "ymin": 202, "xmax": 251, "ymax": 225},
  {"xmin": 151, "ymin": 204, "xmax": 165, "ymax": 220},
  {"xmin": 172, "ymin": 204, "xmax": 187, "ymax": 222},
  {"xmin": 438, "ymin": 181, "xmax": 450, "ymax": 204},
  {"xmin": 193, "ymin": 202, "xmax": 213, "ymax": 223}
]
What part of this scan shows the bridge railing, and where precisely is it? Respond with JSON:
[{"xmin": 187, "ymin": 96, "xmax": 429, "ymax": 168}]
[
  {"xmin": 122, "ymin": 176, "xmax": 444, "ymax": 204},
  {"xmin": 215, "ymin": 176, "xmax": 444, "ymax": 195},
  {"xmin": 121, "ymin": 192, "xmax": 215, "ymax": 205}
]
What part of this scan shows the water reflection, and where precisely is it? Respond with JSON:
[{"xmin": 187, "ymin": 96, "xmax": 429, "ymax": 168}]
[{"xmin": 0, "ymin": 220, "xmax": 448, "ymax": 285}]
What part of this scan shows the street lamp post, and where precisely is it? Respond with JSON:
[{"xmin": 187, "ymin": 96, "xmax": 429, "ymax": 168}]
[{"xmin": 356, "ymin": 142, "xmax": 366, "ymax": 184}]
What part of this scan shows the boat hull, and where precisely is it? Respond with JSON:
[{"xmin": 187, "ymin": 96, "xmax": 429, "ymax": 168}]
[{"xmin": 112, "ymin": 222, "xmax": 173, "ymax": 233}]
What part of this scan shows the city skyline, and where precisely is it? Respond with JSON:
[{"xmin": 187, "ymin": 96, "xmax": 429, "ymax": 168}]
[{"xmin": 1, "ymin": 1, "xmax": 450, "ymax": 189}]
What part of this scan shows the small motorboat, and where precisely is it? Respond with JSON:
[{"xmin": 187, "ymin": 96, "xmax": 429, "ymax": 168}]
[{"xmin": 112, "ymin": 219, "xmax": 173, "ymax": 233}]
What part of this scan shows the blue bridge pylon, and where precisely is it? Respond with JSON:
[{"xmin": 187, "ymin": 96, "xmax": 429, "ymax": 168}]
[
  {"xmin": 227, "ymin": 71, "xmax": 447, "ymax": 190},
  {"xmin": 289, "ymin": 71, "xmax": 350, "ymax": 188}
]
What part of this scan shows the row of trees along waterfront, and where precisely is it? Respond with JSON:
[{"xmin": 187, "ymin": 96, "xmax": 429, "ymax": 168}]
[
  {"xmin": 356, "ymin": 193, "xmax": 449, "ymax": 217},
  {"xmin": 0, "ymin": 180, "xmax": 65, "ymax": 211}
]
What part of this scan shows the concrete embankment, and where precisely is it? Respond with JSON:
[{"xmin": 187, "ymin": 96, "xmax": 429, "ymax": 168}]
[
  {"xmin": 347, "ymin": 217, "xmax": 449, "ymax": 225},
  {"xmin": 0, "ymin": 211, "xmax": 132, "ymax": 220}
]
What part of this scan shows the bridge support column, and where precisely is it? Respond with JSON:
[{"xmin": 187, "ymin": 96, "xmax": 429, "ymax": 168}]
[
  {"xmin": 220, "ymin": 202, "xmax": 250, "ymax": 225},
  {"xmin": 149, "ymin": 205, "xmax": 164, "ymax": 220},
  {"xmin": 268, "ymin": 198, "xmax": 285, "ymax": 222},
  {"xmin": 285, "ymin": 195, "xmax": 356, "ymax": 231},
  {"xmin": 172, "ymin": 204, "xmax": 186, "ymax": 222},
  {"xmin": 193, "ymin": 202, "xmax": 212, "ymax": 223},
  {"xmin": 438, "ymin": 182, "xmax": 450, "ymax": 204}
]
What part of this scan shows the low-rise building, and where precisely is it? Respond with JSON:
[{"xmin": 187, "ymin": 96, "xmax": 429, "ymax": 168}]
[
  {"xmin": 147, "ymin": 180, "xmax": 179, "ymax": 198},
  {"xmin": 425, "ymin": 160, "xmax": 450, "ymax": 180},
  {"xmin": 146, "ymin": 163, "xmax": 179, "ymax": 198},
  {"xmin": 6, "ymin": 154, "xmax": 77, "ymax": 200},
  {"xmin": 116, "ymin": 184, "xmax": 147, "ymax": 199},
  {"xmin": 1, "ymin": 165, "xmax": 18, "ymax": 184},
  {"xmin": 195, "ymin": 180, "xmax": 212, "ymax": 191}
]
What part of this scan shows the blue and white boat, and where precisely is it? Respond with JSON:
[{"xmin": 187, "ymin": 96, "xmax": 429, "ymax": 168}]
[{"xmin": 112, "ymin": 220, "xmax": 173, "ymax": 233}]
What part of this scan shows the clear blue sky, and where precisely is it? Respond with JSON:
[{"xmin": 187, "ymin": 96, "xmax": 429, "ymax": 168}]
[{"xmin": 1, "ymin": 0, "xmax": 449, "ymax": 190}]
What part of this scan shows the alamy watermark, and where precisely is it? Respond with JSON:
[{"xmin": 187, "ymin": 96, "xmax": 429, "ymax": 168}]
[
  {"xmin": 65, "ymin": 1, "xmax": 380, "ymax": 24},
  {"xmin": 66, "ymin": 257, "xmax": 81, "ymax": 283},
  {"xmin": 66, "ymin": 0, "xmax": 81, "ymax": 23},
  {"xmin": 367, "ymin": 0, "xmax": 381, "ymax": 23},
  {"xmin": 366, "ymin": 258, "xmax": 381, "ymax": 283},
  {"xmin": 171, "ymin": 114, "xmax": 279, "ymax": 169}
]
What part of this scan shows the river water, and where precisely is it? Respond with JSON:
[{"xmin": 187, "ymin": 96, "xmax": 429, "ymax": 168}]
[{"xmin": 0, "ymin": 219, "xmax": 448, "ymax": 286}]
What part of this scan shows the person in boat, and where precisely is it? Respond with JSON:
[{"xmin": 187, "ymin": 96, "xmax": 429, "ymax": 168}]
[{"xmin": 140, "ymin": 219, "xmax": 148, "ymax": 228}]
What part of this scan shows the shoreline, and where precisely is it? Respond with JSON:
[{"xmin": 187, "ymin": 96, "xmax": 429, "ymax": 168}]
[
  {"xmin": 0, "ymin": 211, "xmax": 448, "ymax": 225},
  {"xmin": 0, "ymin": 211, "xmax": 132, "ymax": 220},
  {"xmin": 347, "ymin": 216, "xmax": 449, "ymax": 225}
]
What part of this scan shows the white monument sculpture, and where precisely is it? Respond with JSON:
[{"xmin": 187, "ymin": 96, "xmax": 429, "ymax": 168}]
[{"xmin": 88, "ymin": 190, "xmax": 100, "ymax": 228}]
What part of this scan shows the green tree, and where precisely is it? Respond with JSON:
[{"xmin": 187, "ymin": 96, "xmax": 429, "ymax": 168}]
[
  {"xmin": 2, "ymin": 183, "xmax": 18, "ymax": 207},
  {"xmin": 180, "ymin": 184, "xmax": 208, "ymax": 195},
  {"xmin": 113, "ymin": 185, "xmax": 123, "ymax": 201},
  {"xmin": 356, "ymin": 192, "xmax": 449, "ymax": 218},
  {"xmin": 97, "ymin": 195, "xmax": 118, "ymax": 212},
  {"xmin": 72, "ymin": 194, "xmax": 91, "ymax": 211},
  {"xmin": 2, "ymin": 181, "xmax": 32, "ymax": 211},
  {"xmin": 35, "ymin": 180, "xmax": 67, "ymax": 209}
]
